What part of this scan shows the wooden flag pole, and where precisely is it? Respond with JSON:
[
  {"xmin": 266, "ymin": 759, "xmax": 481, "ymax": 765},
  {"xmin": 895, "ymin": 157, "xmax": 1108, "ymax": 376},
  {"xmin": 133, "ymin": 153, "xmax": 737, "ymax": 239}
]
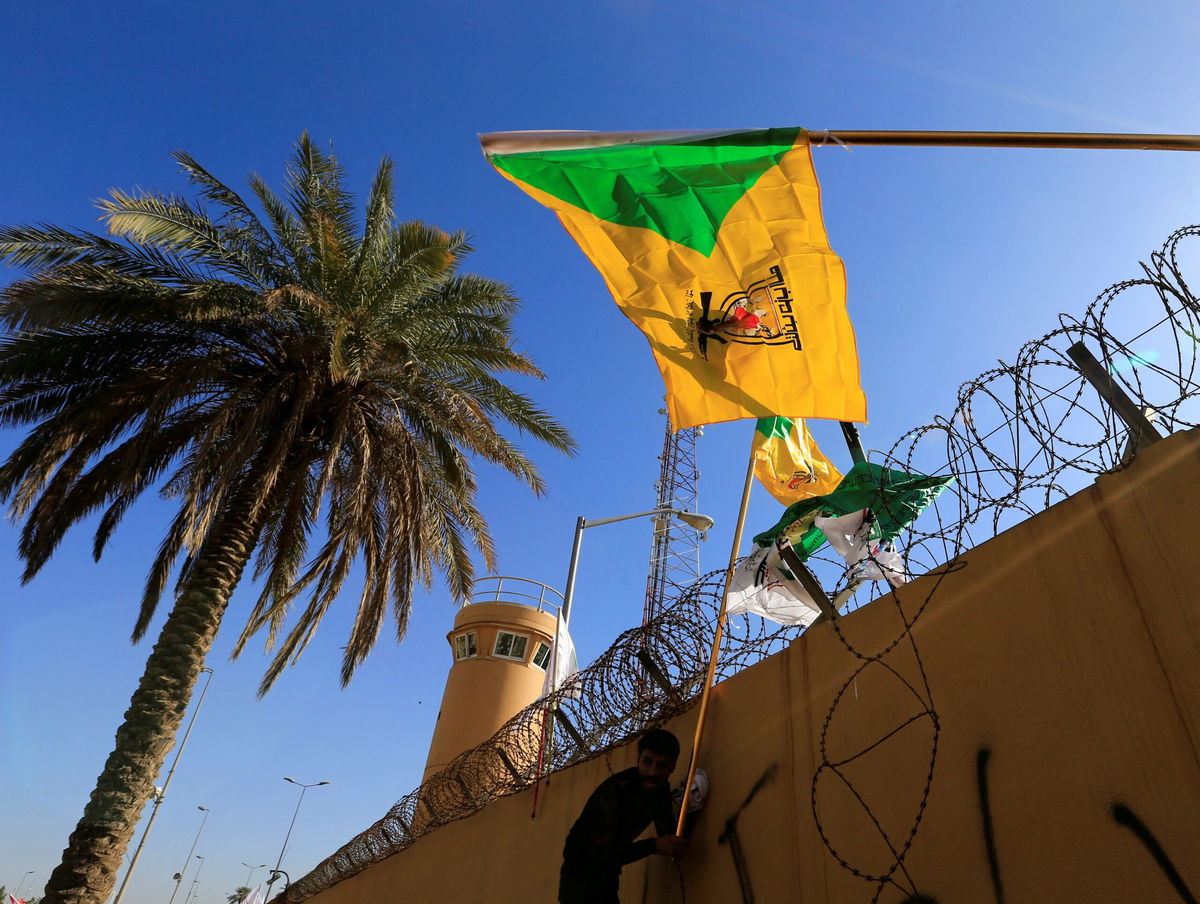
[{"xmin": 675, "ymin": 449, "xmax": 757, "ymax": 834}]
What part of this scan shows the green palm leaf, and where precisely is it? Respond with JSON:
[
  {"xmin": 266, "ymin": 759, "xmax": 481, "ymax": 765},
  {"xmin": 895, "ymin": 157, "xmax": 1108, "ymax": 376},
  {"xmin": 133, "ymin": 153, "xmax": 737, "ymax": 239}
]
[{"xmin": 1, "ymin": 135, "xmax": 575, "ymax": 904}]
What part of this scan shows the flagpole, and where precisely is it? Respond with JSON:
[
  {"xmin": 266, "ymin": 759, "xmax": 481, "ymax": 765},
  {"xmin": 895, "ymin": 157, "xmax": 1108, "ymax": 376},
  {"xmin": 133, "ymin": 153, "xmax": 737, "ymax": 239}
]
[
  {"xmin": 483, "ymin": 129, "xmax": 1200, "ymax": 154},
  {"xmin": 675, "ymin": 450, "xmax": 756, "ymax": 834},
  {"xmin": 809, "ymin": 130, "xmax": 1200, "ymax": 151}
]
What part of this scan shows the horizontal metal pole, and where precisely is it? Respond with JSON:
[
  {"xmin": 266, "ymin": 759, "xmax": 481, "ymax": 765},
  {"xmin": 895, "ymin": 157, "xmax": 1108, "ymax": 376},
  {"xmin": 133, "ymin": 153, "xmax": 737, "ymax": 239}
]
[
  {"xmin": 484, "ymin": 129, "xmax": 1200, "ymax": 155},
  {"xmin": 812, "ymin": 130, "xmax": 1200, "ymax": 151}
]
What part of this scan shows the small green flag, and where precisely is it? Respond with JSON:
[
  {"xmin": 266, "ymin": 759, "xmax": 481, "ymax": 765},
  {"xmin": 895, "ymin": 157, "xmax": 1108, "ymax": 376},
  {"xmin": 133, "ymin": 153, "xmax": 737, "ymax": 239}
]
[{"xmin": 753, "ymin": 462, "xmax": 953, "ymax": 559}]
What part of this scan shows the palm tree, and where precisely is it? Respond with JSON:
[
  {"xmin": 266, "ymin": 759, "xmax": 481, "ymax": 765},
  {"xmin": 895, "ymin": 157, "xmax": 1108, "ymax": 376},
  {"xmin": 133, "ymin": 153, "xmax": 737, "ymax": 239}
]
[
  {"xmin": 226, "ymin": 888, "xmax": 252, "ymax": 904},
  {"xmin": 0, "ymin": 135, "xmax": 574, "ymax": 904}
]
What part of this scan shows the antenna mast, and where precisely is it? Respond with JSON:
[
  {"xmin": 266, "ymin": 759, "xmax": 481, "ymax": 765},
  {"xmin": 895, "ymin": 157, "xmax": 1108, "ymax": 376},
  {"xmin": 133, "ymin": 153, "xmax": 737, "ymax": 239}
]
[{"xmin": 642, "ymin": 412, "xmax": 704, "ymax": 625}]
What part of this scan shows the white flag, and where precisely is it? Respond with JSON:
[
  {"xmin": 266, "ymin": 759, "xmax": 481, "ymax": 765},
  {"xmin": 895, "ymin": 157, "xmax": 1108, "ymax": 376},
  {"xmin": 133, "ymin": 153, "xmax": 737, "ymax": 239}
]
[
  {"xmin": 242, "ymin": 883, "xmax": 267, "ymax": 904},
  {"xmin": 727, "ymin": 537, "xmax": 823, "ymax": 626},
  {"xmin": 541, "ymin": 615, "xmax": 580, "ymax": 697},
  {"xmin": 814, "ymin": 510, "xmax": 908, "ymax": 587}
]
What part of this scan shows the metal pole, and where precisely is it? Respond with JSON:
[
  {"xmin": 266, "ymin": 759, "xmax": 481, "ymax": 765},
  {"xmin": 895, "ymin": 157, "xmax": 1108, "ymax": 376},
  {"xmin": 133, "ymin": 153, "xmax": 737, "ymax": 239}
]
[
  {"xmin": 242, "ymin": 863, "xmax": 266, "ymax": 888},
  {"xmin": 560, "ymin": 516, "xmax": 586, "ymax": 626},
  {"xmin": 266, "ymin": 780, "xmax": 328, "ymax": 900},
  {"xmin": 184, "ymin": 856, "xmax": 204, "ymax": 904},
  {"xmin": 14, "ymin": 871, "xmax": 34, "ymax": 897},
  {"xmin": 483, "ymin": 128, "xmax": 1200, "ymax": 155},
  {"xmin": 808, "ymin": 129, "xmax": 1200, "ymax": 151},
  {"xmin": 166, "ymin": 807, "xmax": 208, "ymax": 904},
  {"xmin": 839, "ymin": 422, "xmax": 866, "ymax": 465},
  {"xmin": 111, "ymin": 667, "xmax": 214, "ymax": 904},
  {"xmin": 676, "ymin": 451, "xmax": 757, "ymax": 833},
  {"xmin": 1067, "ymin": 341, "xmax": 1164, "ymax": 448}
]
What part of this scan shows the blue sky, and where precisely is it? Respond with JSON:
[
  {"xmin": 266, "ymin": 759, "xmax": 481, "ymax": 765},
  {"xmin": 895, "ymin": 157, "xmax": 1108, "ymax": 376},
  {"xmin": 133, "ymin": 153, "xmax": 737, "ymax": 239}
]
[{"xmin": 3, "ymin": 1, "xmax": 1200, "ymax": 901}]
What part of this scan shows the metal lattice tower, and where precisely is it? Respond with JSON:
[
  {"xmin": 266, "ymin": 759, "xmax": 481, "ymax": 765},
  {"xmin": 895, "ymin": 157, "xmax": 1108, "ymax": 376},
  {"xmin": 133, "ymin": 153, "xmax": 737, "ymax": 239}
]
[{"xmin": 642, "ymin": 413, "xmax": 704, "ymax": 626}]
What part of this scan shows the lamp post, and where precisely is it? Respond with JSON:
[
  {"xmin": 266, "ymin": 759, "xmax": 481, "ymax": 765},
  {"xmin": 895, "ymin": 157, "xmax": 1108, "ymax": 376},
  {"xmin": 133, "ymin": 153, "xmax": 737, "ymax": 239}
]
[
  {"xmin": 532, "ymin": 505, "xmax": 716, "ymax": 800},
  {"xmin": 184, "ymin": 855, "xmax": 204, "ymax": 904},
  {"xmin": 13, "ymin": 870, "xmax": 34, "ymax": 897},
  {"xmin": 166, "ymin": 806, "xmax": 209, "ymax": 904},
  {"xmin": 561, "ymin": 507, "xmax": 715, "ymax": 625},
  {"xmin": 267, "ymin": 870, "xmax": 290, "ymax": 895},
  {"xmin": 265, "ymin": 778, "xmax": 329, "ymax": 899},
  {"xmin": 111, "ymin": 667, "xmax": 214, "ymax": 904},
  {"xmin": 242, "ymin": 862, "xmax": 267, "ymax": 887}
]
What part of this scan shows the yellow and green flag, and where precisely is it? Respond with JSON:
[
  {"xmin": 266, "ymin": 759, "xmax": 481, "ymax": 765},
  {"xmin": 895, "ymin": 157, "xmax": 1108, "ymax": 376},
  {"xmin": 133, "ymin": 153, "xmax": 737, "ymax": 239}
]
[
  {"xmin": 481, "ymin": 128, "xmax": 867, "ymax": 429},
  {"xmin": 753, "ymin": 416, "xmax": 842, "ymax": 505}
]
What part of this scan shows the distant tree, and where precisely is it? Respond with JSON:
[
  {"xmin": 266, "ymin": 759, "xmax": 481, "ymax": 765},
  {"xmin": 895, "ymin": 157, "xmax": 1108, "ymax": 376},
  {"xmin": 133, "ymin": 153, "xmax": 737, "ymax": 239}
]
[
  {"xmin": 0, "ymin": 135, "xmax": 574, "ymax": 904},
  {"xmin": 226, "ymin": 888, "xmax": 252, "ymax": 904}
]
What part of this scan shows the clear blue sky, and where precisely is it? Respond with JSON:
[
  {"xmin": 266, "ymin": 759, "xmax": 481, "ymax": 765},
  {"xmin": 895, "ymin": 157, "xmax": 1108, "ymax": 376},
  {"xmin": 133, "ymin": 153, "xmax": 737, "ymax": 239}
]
[{"xmin": 3, "ymin": 1, "xmax": 1199, "ymax": 902}]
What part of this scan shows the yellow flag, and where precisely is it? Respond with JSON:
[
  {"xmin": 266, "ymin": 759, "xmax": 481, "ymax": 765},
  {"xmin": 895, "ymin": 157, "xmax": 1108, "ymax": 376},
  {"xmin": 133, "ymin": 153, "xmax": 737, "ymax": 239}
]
[
  {"xmin": 752, "ymin": 416, "xmax": 843, "ymax": 506},
  {"xmin": 482, "ymin": 128, "xmax": 866, "ymax": 429}
]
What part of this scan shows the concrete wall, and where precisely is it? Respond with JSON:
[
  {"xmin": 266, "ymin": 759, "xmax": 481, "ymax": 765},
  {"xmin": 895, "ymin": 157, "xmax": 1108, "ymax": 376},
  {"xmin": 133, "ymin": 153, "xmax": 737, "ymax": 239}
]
[{"xmin": 306, "ymin": 428, "xmax": 1200, "ymax": 903}]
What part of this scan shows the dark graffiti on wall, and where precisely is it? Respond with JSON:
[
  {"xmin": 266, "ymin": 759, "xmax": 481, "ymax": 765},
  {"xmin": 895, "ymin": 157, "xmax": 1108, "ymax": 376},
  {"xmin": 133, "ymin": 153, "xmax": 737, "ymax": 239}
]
[{"xmin": 716, "ymin": 765, "xmax": 778, "ymax": 904}]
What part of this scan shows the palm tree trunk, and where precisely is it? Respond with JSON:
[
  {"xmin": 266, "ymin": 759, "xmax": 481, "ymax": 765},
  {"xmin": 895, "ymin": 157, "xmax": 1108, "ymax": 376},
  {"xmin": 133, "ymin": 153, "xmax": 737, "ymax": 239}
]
[{"xmin": 41, "ymin": 487, "xmax": 265, "ymax": 904}]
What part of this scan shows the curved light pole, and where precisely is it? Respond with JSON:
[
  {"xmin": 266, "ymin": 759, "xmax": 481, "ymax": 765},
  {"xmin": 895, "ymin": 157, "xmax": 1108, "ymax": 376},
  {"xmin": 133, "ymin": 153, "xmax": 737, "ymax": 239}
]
[
  {"xmin": 112, "ymin": 667, "xmax": 214, "ymax": 904},
  {"xmin": 561, "ymin": 507, "xmax": 715, "ymax": 625},
  {"xmin": 166, "ymin": 806, "xmax": 209, "ymax": 904},
  {"xmin": 265, "ymin": 778, "xmax": 329, "ymax": 899},
  {"xmin": 241, "ymin": 862, "xmax": 267, "ymax": 887}
]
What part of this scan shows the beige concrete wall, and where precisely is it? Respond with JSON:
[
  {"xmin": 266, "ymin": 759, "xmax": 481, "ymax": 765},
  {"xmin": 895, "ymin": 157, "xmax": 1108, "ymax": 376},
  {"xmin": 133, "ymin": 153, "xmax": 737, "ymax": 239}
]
[{"xmin": 312, "ymin": 428, "xmax": 1200, "ymax": 904}]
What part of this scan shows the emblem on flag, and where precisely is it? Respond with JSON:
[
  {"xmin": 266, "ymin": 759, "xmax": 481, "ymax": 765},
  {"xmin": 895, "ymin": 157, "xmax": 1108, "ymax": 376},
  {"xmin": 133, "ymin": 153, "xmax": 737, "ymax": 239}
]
[{"xmin": 482, "ymin": 128, "xmax": 867, "ymax": 429}]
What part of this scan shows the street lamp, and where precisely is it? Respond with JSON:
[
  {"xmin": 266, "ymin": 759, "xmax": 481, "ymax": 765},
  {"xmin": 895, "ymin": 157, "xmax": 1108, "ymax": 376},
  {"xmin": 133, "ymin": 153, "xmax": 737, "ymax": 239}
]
[
  {"xmin": 112, "ymin": 667, "xmax": 214, "ymax": 904},
  {"xmin": 561, "ymin": 507, "xmax": 715, "ymax": 624},
  {"xmin": 184, "ymin": 856, "xmax": 204, "ymax": 904},
  {"xmin": 166, "ymin": 806, "xmax": 209, "ymax": 904},
  {"xmin": 265, "ymin": 778, "xmax": 329, "ymax": 898},
  {"xmin": 13, "ymin": 871, "xmax": 34, "ymax": 897},
  {"xmin": 242, "ymin": 862, "xmax": 267, "ymax": 887}
]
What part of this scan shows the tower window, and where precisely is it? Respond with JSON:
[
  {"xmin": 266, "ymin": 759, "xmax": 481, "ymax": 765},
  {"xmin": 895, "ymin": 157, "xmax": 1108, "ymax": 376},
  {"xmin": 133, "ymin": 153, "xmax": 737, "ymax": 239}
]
[
  {"xmin": 454, "ymin": 632, "xmax": 478, "ymax": 660},
  {"xmin": 493, "ymin": 631, "xmax": 529, "ymax": 661},
  {"xmin": 532, "ymin": 641, "xmax": 552, "ymax": 670}
]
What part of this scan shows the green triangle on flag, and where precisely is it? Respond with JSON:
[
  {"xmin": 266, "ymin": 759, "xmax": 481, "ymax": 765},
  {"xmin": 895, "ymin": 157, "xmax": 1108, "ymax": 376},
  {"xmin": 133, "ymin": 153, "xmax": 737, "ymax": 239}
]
[{"xmin": 490, "ymin": 128, "xmax": 802, "ymax": 256}]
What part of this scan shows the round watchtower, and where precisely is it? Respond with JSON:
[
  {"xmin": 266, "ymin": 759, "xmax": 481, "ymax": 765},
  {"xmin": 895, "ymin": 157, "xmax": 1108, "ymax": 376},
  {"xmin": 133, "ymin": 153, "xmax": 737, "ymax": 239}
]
[{"xmin": 422, "ymin": 576, "xmax": 561, "ymax": 782}]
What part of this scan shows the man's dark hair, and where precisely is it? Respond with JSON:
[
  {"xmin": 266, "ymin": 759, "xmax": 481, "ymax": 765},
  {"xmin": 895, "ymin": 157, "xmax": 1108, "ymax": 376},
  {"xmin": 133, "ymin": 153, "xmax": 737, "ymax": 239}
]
[{"xmin": 637, "ymin": 727, "xmax": 680, "ymax": 761}]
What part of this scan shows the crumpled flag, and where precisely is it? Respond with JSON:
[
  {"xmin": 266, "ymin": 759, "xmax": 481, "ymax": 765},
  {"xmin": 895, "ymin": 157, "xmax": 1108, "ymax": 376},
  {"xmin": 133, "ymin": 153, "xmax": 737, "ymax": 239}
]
[
  {"xmin": 814, "ymin": 510, "xmax": 908, "ymax": 587},
  {"xmin": 753, "ymin": 415, "xmax": 843, "ymax": 506},
  {"xmin": 726, "ymin": 535, "xmax": 823, "ymax": 626},
  {"xmin": 754, "ymin": 461, "xmax": 953, "ymax": 560}
]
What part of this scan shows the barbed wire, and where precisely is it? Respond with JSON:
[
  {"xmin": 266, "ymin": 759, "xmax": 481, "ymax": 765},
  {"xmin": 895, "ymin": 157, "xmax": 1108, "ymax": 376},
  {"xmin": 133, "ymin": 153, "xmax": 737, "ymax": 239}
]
[{"xmin": 286, "ymin": 224, "xmax": 1200, "ymax": 902}]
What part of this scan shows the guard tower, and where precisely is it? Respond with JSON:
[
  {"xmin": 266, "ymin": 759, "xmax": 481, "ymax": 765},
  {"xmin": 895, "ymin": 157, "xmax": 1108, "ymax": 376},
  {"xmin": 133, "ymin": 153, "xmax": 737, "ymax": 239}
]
[{"xmin": 422, "ymin": 577, "xmax": 562, "ymax": 782}]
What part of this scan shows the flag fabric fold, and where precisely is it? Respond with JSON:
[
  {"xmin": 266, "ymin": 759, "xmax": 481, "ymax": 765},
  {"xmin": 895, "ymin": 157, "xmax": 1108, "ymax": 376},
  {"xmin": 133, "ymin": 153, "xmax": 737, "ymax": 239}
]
[
  {"xmin": 752, "ymin": 415, "xmax": 842, "ymax": 505},
  {"xmin": 482, "ymin": 128, "xmax": 867, "ymax": 429}
]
